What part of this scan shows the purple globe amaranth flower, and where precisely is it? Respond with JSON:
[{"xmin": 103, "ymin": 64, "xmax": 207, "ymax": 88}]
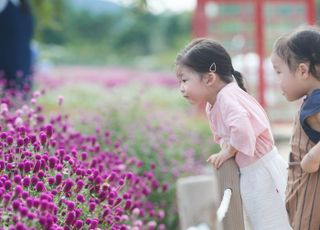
[
  {"xmin": 12, "ymin": 200, "xmax": 20, "ymax": 211},
  {"xmin": 6, "ymin": 136, "xmax": 13, "ymax": 145},
  {"xmin": 14, "ymin": 175, "xmax": 21, "ymax": 184},
  {"xmin": 23, "ymin": 137, "xmax": 30, "ymax": 146},
  {"xmin": 89, "ymin": 202, "xmax": 96, "ymax": 212},
  {"xmin": 94, "ymin": 176, "xmax": 102, "ymax": 184},
  {"xmin": 89, "ymin": 219, "xmax": 98, "ymax": 229},
  {"xmin": 14, "ymin": 185, "xmax": 23, "ymax": 196},
  {"xmin": 74, "ymin": 220, "xmax": 83, "ymax": 229},
  {"xmin": 4, "ymin": 180, "xmax": 11, "ymax": 190},
  {"xmin": 64, "ymin": 155, "xmax": 70, "ymax": 162},
  {"xmin": 150, "ymin": 162, "xmax": 156, "ymax": 170},
  {"xmin": 38, "ymin": 170, "xmax": 45, "ymax": 179},
  {"xmin": 81, "ymin": 152, "xmax": 87, "ymax": 161},
  {"xmin": 39, "ymin": 215, "xmax": 46, "ymax": 227},
  {"xmin": 21, "ymin": 191, "xmax": 29, "ymax": 199},
  {"xmin": 119, "ymin": 179, "xmax": 125, "ymax": 186},
  {"xmin": 19, "ymin": 206, "xmax": 28, "ymax": 217},
  {"xmin": 5, "ymin": 163, "xmax": 13, "ymax": 171},
  {"xmin": 0, "ymin": 132, "xmax": 7, "ymax": 139},
  {"xmin": 48, "ymin": 157, "xmax": 57, "ymax": 169},
  {"xmin": 27, "ymin": 213, "xmax": 34, "ymax": 220},
  {"xmin": 33, "ymin": 160, "xmax": 41, "ymax": 173},
  {"xmin": 56, "ymin": 164, "xmax": 63, "ymax": 171},
  {"xmin": 67, "ymin": 201, "xmax": 75, "ymax": 211},
  {"xmin": 75, "ymin": 208, "xmax": 82, "ymax": 218},
  {"xmin": 22, "ymin": 177, "xmax": 30, "ymax": 187},
  {"xmin": 15, "ymin": 222, "xmax": 26, "ymax": 230},
  {"xmin": 65, "ymin": 211, "xmax": 75, "ymax": 226},
  {"xmin": 46, "ymin": 124, "xmax": 53, "ymax": 138},
  {"xmin": 113, "ymin": 197, "xmax": 122, "ymax": 207},
  {"xmin": 31, "ymin": 175, "xmax": 38, "ymax": 186},
  {"xmin": 162, "ymin": 183, "xmax": 169, "ymax": 192},
  {"xmin": 36, "ymin": 181, "xmax": 45, "ymax": 192},
  {"xmin": 33, "ymin": 198, "xmax": 40, "ymax": 208},
  {"xmin": 75, "ymin": 169, "xmax": 82, "ymax": 176},
  {"xmin": 29, "ymin": 134, "xmax": 36, "ymax": 144},
  {"xmin": 124, "ymin": 200, "xmax": 132, "ymax": 210},
  {"xmin": 3, "ymin": 193, "xmax": 11, "ymax": 206},
  {"xmin": 0, "ymin": 160, "xmax": 4, "ymax": 170},
  {"xmin": 40, "ymin": 200, "xmax": 48, "ymax": 211},
  {"xmin": 48, "ymin": 177, "xmax": 55, "ymax": 186},
  {"xmin": 75, "ymin": 179, "xmax": 84, "ymax": 192},
  {"xmin": 39, "ymin": 132, "xmax": 47, "ymax": 146},
  {"xmin": 51, "ymin": 189, "xmax": 58, "ymax": 196},
  {"xmin": 108, "ymin": 172, "xmax": 116, "ymax": 182},
  {"xmin": 55, "ymin": 173, "xmax": 62, "ymax": 186},
  {"xmin": 26, "ymin": 197, "xmax": 33, "ymax": 208},
  {"xmin": 16, "ymin": 138, "xmax": 24, "ymax": 147},
  {"xmin": 76, "ymin": 194, "xmax": 85, "ymax": 203},
  {"xmin": 63, "ymin": 179, "xmax": 74, "ymax": 193},
  {"xmin": 24, "ymin": 161, "xmax": 31, "ymax": 173}
]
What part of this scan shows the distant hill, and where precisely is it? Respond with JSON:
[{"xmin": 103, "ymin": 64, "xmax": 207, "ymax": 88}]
[{"xmin": 69, "ymin": 0, "xmax": 124, "ymax": 14}]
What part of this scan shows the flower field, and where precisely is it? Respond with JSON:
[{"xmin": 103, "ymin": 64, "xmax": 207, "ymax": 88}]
[{"xmin": 0, "ymin": 67, "xmax": 218, "ymax": 229}]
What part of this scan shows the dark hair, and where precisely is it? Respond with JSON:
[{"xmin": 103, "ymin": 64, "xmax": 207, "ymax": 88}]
[
  {"xmin": 273, "ymin": 25, "xmax": 320, "ymax": 80},
  {"xmin": 176, "ymin": 38, "xmax": 247, "ymax": 91},
  {"xmin": 20, "ymin": 0, "xmax": 31, "ymax": 14}
]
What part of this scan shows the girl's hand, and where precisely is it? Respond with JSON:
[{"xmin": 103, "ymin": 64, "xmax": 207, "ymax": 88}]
[
  {"xmin": 207, "ymin": 145, "xmax": 237, "ymax": 169},
  {"xmin": 301, "ymin": 154, "xmax": 319, "ymax": 173},
  {"xmin": 301, "ymin": 143, "xmax": 320, "ymax": 173}
]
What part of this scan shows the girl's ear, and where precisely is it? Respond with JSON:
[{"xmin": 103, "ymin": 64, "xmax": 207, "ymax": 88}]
[
  {"xmin": 205, "ymin": 72, "xmax": 217, "ymax": 86},
  {"xmin": 297, "ymin": 63, "xmax": 310, "ymax": 79}
]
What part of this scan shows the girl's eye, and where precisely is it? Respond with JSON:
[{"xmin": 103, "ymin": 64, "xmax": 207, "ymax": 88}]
[{"xmin": 181, "ymin": 79, "xmax": 187, "ymax": 83}]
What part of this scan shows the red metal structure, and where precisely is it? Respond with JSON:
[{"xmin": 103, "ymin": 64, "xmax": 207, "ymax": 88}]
[{"xmin": 193, "ymin": 0, "xmax": 316, "ymax": 108}]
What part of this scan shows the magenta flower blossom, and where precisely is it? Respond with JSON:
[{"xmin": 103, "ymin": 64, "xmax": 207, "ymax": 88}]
[
  {"xmin": 46, "ymin": 124, "xmax": 53, "ymax": 138},
  {"xmin": 63, "ymin": 179, "xmax": 74, "ymax": 193},
  {"xmin": 88, "ymin": 202, "xmax": 96, "ymax": 212},
  {"xmin": 48, "ymin": 157, "xmax": 57, "ymax": 169},
  {"xmin": 36, "ymin": 181, "xmax": 45, "ymax": 192},
  {"xmin": 39, "ymin": 132, "xmax": 47, "ymax": 146},
  {"xmin": 0, "ymin": 92, "xmax": 173, "ymax": 229},
  {"xmin": 74, "ymin": 220, "xmax": 83, "ymax": 229},
  {"xmin": 76, "ymin": 194, "xmax": 85, "ymax": 203},
  {"xmin": 66, "ymin": 201, "xmax": 75, "ymax": 211},
  {"xmin": 6, "ymin": 136, "xmax": 13, "ymax": 145},
  {"xmin": 22, "ymin": 177, "xmax": 30, "ymax": 188},
  {"xmin": 65, "ymin": 211, "xmax": 75, "ymax": 226},
  {"xmin": 55, "ymin": 173, "xmax": 62, "ymax": 186}
]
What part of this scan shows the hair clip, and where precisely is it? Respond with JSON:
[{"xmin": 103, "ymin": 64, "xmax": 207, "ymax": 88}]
[{"xmin": 209, "ymin": 62, "xmax": 216, "ymax": 73}]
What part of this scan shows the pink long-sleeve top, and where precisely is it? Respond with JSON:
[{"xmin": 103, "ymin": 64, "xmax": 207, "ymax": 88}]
[{"xmin": 206, "ymin": 82, "xmax": 274, "ymax": 168}]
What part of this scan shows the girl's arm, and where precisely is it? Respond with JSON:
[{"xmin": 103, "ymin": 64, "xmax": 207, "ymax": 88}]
[
  {"xmin": 301, "ymin": 112, "xmax": 320, "ymax": 173},
  {"xmin": 207, "ymin": 143, "xmax": 237, "ymax": 169}
]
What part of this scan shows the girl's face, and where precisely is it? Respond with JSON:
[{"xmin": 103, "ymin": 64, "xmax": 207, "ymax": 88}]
[
  {"xmin": 176, "ymin": 65, "xmax": 209, "ymax": 105},
  {"xmin": 271, "ymin": 53, "xmax": 307, "ymax": 101}
]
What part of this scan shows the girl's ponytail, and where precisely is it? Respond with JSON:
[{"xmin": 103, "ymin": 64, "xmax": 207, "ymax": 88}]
[{"xmin": 233, "ymin": 70, "xmax": 247, "ymax": 92}]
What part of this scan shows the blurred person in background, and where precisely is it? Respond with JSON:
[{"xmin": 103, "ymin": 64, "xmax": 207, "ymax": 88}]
[{"xmin": 0, "ymin": 0, "xmax": 34, "ymax": 98}]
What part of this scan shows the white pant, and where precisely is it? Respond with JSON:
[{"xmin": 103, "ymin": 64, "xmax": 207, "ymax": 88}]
[{"xmin": 240, "ymin": 147, "xmax": 292, "ymax": 230}]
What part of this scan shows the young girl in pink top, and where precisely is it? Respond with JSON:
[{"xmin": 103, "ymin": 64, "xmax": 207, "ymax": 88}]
[{"xmin": 176, "ymin": 38, "xmax": 292, "ymax": 229}]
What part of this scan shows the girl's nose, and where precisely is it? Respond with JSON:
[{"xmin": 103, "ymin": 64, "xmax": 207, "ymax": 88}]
[{"xmin": 179, "ymin": 84, "xmax": 185, "ymax": 93}]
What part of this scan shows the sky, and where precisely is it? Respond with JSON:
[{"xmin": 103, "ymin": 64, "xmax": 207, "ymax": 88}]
[{"xmin": 106, "ymin": 0, "xmax": 196, "ymax": 14}]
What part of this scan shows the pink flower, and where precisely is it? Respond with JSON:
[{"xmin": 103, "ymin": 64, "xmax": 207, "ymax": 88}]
[{"xmin": 58, "ymin": 95, "xmax": 64, "ymax": 106}]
